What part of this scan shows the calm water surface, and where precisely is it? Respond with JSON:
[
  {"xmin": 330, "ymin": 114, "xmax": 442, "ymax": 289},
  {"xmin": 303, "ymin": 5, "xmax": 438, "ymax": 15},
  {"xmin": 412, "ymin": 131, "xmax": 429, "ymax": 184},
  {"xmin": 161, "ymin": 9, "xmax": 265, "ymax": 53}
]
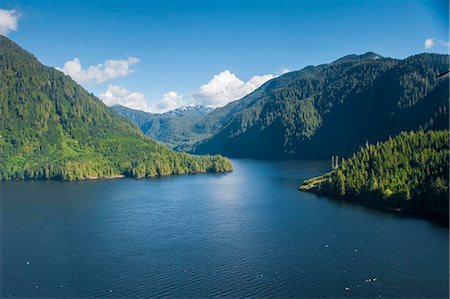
[{"xmin": 1, "ymin": 160, "xmax": 448, "ymax": 298}]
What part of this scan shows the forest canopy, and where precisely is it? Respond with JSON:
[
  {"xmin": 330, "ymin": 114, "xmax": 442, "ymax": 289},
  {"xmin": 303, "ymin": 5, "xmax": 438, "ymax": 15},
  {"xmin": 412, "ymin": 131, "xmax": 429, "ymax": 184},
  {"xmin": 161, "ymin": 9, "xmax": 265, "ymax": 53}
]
[
  {"xmin": 0, "ymin": 36, "xmax": 232, "ymax": 181},
  {"xmin": 300, "ymin": 130, "xmax": 449, "ymax": 215}
]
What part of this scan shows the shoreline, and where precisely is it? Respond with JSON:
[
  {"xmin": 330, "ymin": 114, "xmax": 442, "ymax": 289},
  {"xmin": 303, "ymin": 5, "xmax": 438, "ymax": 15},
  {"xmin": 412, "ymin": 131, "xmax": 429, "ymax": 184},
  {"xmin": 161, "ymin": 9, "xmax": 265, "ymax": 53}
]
[
  {"xmin": 86, "ymin": 175, "xmax": 126, "ymax": 180},
  {"xmin": 0, "ymin": 168, "xmax": 233, "ymax": 183},
  {"xmin": 299, "ymin": 184, "xmax": 449, "ymax": 225}
]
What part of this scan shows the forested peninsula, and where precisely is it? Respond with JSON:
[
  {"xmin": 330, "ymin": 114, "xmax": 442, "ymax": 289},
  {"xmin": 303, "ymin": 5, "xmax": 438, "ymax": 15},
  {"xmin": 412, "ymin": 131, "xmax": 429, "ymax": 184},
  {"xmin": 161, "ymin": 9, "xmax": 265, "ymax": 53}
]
[{"xmin": 300, "ymin": 130, "xmax": 449, "ymax": 216}]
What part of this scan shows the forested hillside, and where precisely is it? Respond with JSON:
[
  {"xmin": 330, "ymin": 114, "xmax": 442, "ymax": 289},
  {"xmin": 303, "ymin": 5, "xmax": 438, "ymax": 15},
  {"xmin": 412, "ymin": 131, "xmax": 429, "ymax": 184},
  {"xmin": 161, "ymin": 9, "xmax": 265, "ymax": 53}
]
[
  {"xmin": 0, "ymin": 36, "xmax": 232, "ymax": 181},
  {"xmin": 111, "ymin": 105, "xmax": 213, "ymax": 150},
  {"xmin": 300, "ymin": 130, "xmax": 449, "ymax": 215},
  {"xmin": 192, "ymin": 52, "xmax": 449, "ymax": 158}
]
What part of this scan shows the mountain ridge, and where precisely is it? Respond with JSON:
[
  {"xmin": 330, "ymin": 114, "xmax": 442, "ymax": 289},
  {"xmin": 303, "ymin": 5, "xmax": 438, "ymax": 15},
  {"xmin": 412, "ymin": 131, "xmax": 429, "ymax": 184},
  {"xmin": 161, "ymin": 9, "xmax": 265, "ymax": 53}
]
[
  {"xmin": 111, "ymin": 52, "xmax": 448, "ymax": 159},
  {"xmin": 331, "ymin": 51, "xmax": 384, "ymax": 64},
  {"xmin": 164, "ymin": 105, "xmax": 214, "ymax": 116},
  {"xmin": 111, "ymin": 51, "xmax": 396, "ymax": 151},
  {"xmin": 0, "ymin": 36, "xmax": 232, "ymax": 180},
  {"xmin": 111, "ymin": 104, "xmax": 215, "ymax": 149},
  {"xmin": 191, "ymin": 52, "xmax": 449, "ymax": 158}
]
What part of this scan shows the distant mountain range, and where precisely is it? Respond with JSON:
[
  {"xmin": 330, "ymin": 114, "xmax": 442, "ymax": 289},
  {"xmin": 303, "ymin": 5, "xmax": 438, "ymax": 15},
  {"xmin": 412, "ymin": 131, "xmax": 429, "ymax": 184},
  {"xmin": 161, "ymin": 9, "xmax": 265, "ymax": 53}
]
[
  {"xmin": 111, "ymin": 105, "xmax": 215, "ymax": 150},
  {"xmin": 114, "ymin": 52, "xmax": 449, "ymax": 159},
  {"xmin": 0, "ymin": 36, "xmax": 232, "ymax": 181},
  {"xmin": 164, "ymin": 106, "xmax": 214, "ymax": 116}
]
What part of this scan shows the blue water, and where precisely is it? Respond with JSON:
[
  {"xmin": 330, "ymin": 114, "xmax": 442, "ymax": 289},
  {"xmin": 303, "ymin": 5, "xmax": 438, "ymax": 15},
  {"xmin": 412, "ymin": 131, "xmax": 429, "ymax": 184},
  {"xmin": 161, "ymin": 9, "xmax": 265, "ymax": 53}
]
[{"xmin": 1, "ymin": 160, "xmax": 448, "ymax": 298}]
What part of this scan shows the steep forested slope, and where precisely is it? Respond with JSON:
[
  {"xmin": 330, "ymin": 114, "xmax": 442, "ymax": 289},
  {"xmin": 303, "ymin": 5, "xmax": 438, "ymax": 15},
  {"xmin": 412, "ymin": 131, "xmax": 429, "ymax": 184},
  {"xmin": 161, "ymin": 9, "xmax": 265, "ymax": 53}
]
[
  {"xmin": 192, "ymin": 52, "xmax": 449, "ymax": 158},
  {"xmin": 0, "ymin": 36, "xmax": 232, "ymax": 180}
]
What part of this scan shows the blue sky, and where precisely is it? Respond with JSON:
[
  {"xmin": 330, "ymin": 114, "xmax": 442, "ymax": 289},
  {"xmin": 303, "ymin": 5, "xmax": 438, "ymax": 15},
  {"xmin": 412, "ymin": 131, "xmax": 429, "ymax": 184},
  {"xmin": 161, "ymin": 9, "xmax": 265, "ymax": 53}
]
[{"xmin": 1, "ymin": 0, "xmax": 449, "ymax": 112}]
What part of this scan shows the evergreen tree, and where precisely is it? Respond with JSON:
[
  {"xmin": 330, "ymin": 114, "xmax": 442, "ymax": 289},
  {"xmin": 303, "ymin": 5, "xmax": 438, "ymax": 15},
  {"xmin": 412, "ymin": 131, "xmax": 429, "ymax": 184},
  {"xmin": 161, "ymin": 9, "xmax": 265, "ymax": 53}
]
[
  {"xmin": 300, "ymin": 130, "xmax": 449, "ymax": 215},
  {"xmin": 335, "ymin": 169, "xmax": 346, "ymax": 196}
]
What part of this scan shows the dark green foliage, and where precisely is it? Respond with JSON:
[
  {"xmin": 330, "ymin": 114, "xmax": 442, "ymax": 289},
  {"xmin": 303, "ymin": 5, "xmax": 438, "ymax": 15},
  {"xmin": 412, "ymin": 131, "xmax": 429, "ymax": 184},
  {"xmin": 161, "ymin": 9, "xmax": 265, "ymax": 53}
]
[
  {"xmin": 0, "ymin": 36, "xmax": 232, "ymax": 181},
  {"xmin": 192, "ymin": 53, "xmax": 449, "ymax": 158},
  {"xmin": 301, "ymin": 131, "xmax": 449, "ymax": 215},
  {"xmin": 335, "ymin": 169, "xmax": 346, "ymax": 196}
]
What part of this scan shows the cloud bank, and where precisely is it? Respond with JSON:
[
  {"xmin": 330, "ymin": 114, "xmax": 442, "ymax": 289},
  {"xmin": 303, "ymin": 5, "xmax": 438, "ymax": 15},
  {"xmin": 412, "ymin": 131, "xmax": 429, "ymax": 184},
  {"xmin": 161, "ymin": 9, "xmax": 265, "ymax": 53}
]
[
  {"xmin": 99, "ymin": 85, "xmax": 152, "ymax": 112},
  {"xmin": 57, "ymin": 57, "xmax": 140, "ymax": 85},
  {"xmin": 191, "ymin": 70, "xmax": 275, "ymax": 107},
  {"xmin": 99, "ymin": 85, "xmax": 187, "ymax": 114},
  {"xmin": 0, "ymin": 9, "xmax": 20, "ymax": 36},
  {"xmin": 150, "ymin": 91, "xmax": 188, "ymax": 113},
  {"xmin": 98, "ymin": 69, "xmax": 286, "ymax": 113}
]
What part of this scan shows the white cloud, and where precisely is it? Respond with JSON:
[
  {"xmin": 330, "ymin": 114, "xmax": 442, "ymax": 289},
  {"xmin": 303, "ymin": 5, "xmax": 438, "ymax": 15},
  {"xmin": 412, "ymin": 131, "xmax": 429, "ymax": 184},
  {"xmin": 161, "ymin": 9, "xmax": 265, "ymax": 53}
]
[
  {"xmin": 99, "ymin": 84, "xmax": 152, "ymax": 112},
  {"xmin": 99, "ymin": 68, "xmax": 287, "ymax": 113},
  {"xmin": 99, "ymin": 85, "xmax": 188, "ymax": 114},
  {"xmin": 57, "ymin": 57, "xmax": 140, "ymax": 85},
  {"xmin": 279, "ymin": 68, "xmax": 291, "ymax": 75},
  {"xmin": 150, "ymin": 91, "xmax": 191, "ymax": 113},
  {"xmin": 191, "ymin": 70, "xmax": 276, "ymax": 108},
  {"xmin": 424, "ymin": 38, "xmax": 435, "ymax": 49},
  {"xmin": 424, "ymin": 38, "xmax": 450, "ymax": 50},
  {"xmin": 0, "ymin": 9, "xmax": 20, "ymax": 36}
]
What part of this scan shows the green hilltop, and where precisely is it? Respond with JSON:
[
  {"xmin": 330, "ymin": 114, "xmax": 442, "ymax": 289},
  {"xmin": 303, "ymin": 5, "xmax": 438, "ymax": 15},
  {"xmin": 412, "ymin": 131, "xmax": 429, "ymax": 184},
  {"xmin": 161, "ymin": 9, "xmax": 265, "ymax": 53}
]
[{"xmin": 0, "ymin": 36, "xmax": 232, "ymax": 181}]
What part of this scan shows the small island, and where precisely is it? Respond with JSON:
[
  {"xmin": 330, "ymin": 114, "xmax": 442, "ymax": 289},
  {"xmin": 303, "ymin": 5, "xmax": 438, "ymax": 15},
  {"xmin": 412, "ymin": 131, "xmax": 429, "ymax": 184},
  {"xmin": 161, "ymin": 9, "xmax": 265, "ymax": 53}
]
[{"xmin": 300, "ymin": 130, "xmax": 449, "ymax": 216}]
